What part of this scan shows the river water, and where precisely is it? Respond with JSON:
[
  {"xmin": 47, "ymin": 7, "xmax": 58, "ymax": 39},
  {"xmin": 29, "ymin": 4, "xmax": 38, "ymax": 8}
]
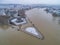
[{"xmin": 0, "ymin": 8, "xmax": 60, "ymax": 45}]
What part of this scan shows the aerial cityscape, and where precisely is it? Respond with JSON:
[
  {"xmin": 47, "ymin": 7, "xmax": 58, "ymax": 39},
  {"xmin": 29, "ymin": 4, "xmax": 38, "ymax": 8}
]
[{"xmin": 0, "ymin": 3, "xmax": 60, "ymax": 45}]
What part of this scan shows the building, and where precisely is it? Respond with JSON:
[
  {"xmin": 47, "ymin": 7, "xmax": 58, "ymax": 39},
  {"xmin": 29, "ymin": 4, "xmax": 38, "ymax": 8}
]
[
  {"xmin": 18, "ymin": 9, "xmax": 26, "ymax": 18},
  {"xmin": 0, "ymin": 9, "xmax": 6, "ymax": 16}
]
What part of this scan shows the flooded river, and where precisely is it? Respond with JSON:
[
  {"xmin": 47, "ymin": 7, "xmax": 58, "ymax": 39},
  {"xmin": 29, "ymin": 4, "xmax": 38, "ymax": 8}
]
[{"xmin": 0, "ymin": 8, "xmax": 60, "ymax": 45}]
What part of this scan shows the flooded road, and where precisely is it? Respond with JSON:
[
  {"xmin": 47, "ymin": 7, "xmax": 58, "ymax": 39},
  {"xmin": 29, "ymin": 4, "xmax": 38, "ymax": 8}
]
[{"xmin": 0, "ymin": 8, "xmax": 60, "ymax": 45}]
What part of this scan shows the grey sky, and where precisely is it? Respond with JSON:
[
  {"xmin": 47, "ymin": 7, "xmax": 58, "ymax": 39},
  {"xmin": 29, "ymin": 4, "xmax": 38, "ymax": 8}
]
[{"xmin": 0, "ymin": 0, "xmax": 59, "ymax": 5}]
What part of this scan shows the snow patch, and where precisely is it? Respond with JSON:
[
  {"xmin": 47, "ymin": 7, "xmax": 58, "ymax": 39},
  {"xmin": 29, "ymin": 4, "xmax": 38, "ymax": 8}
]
[{"xmin": 25, "ymin": 27, "xmax": 39, "ymax": 35}]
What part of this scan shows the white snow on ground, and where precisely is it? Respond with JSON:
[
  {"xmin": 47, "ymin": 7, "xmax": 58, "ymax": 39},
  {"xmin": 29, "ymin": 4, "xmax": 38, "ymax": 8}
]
[
  {"xmin": 25, "ymin": 27, "xmax": 39, "ymax": 35},
  {"xmin": 11, "ymin": 18, "xmax": 26, "ymax": 25}
]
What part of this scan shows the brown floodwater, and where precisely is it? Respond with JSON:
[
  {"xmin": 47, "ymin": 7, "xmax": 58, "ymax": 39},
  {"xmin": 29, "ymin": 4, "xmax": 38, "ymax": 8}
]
[{"xmin": 0, "ymin": 8, "xmax": 60, "ymax": 45}]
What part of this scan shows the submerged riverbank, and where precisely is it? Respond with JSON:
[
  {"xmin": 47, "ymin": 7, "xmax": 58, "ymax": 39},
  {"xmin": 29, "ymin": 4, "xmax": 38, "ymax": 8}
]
[{"xmin": 0, "ymin": 8, "xmax": 60, "ymax": 45}]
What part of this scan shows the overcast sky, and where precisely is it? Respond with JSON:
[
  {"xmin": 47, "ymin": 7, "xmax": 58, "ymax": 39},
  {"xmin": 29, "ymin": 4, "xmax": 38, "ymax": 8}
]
[{"xmin": 0, "ymin": 0, "xmax": 59, "ymax": 5}]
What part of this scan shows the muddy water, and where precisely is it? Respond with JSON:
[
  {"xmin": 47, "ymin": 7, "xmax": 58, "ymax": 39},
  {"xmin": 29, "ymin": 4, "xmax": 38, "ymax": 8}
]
[{"xmin": 0, "ymin": 8, "xmax": 60, "ymax": 45}]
